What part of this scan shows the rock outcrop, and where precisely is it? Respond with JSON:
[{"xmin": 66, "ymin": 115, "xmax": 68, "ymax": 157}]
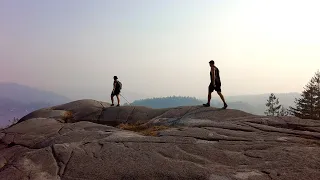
[{"xmin": 1, "ymin": 99, "xmax": 320, "ymax": 180}]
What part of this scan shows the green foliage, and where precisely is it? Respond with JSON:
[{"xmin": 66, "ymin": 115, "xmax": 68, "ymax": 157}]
[
  {"xmin": 278, "ymin": 105, "xmax": 289, "ymax": 116},
  {"xmin": 289, "ymin": 70, "xmax": 320, "ymax": 120},
  {"xmin": 131, "ymin": 96, "xmax": 204, "ymax": 108},
  {"xmin": 265, "ymin": 93, "xmax": 283, "ymax": 116}
]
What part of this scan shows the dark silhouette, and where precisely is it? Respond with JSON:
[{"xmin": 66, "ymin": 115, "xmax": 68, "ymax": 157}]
[
  {"xmin": 131, "ymin": 96, "xmax": 204, "ymax": 108},
  {"xmin": 289, "ymin": 70, "xmax": 320, "ymax": 120},
  {"xmin": 203, "ymin": 60, "xmax": 228, "ymax": 109},
  {"xmin": 111, "ymin": 76, "xmax": 121, "ymax": 106}
]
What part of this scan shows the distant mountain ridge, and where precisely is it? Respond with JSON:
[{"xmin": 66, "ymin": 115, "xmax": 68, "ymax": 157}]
[
  {"xmin": 208, "ymin": 92, "xmax": 300, "ymax": 115},
  {"xmin": 0, "ymin": 82, "xmax": 70, "ymax": 104},
  {"xmin": 0, "ymin": 82, "xmax": 71, "ymax": 127},
  {"xmin": 131, "ymin": 96, "xmax": 204, "ymax": 108},
  {"xmin": 132, "ymin": 93, "xmax": 301, "ymax": 115},
  {"xmin": 0, "ymin": 82, "xmax": 302, "ymax": 127},
  {"xmin": 213, "ymin": 92, "xmax": 300, "ymax": 106}
]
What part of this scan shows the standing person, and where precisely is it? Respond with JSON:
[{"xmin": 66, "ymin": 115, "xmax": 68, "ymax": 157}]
[
  {"xmin": 111, "ymin": 76, "xmax": 121, "ymax": 106},
  {"xmin": 203, "ymin": 60, "xmax": 228, "ymax": 109}
]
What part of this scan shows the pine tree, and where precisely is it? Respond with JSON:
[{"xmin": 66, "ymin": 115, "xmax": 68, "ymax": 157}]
[
  {"xmin": 289, "ymin": 70, "xmax": 320, "ymax": 120},
  {"xmin": 278, "ymin": 105, "xmax": 289, "ymax": 116},
  {"xmin": 315, "ymin": 71, "xmax": 320, "ymax": 119},
  {"xmin": 265, "ymin": 93, "xmax": 282, "ymax": 116}
]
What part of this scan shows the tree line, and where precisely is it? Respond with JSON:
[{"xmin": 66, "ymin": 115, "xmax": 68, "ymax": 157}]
[
  {"xmin": 265, "ymin": 70, "xmax": 320, "ymax": 120},
  {"xmin": 129, "ymin": 96, "xmax": 204, "ymax": 108}
]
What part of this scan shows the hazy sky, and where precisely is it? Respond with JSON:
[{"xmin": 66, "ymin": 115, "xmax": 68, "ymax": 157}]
[{"xmin": 1, "ymin": 0, "xmax": 320, "ymax": 101}]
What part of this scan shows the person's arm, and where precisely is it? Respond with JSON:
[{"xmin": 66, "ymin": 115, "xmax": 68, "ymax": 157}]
[
  {"xmin": 211, "ymin": 67, "xmax": 216, "ymax": 86},
  {"xmin": 112, "ymin": 82, "xmax": 116, "ymax": 92}
]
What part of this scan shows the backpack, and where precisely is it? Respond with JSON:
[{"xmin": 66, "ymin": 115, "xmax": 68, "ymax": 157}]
[{"xmin": 116, "ymin": 81, "xmax": 122, "ymax": 90}]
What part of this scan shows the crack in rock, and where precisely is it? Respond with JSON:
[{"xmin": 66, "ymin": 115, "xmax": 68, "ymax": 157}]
[
  {"xmin": 243, "ymin": 152, "xmax": 262, "ymax": 159},
  {"xmin": 95, "ymin": 100, "xmax": 106, "ymax": 109},
  {"xmin": 51, "ymin": 145, "xmax": 62, "ymax": 178},
  {"xmin": 203, "ymin": 126, "xmax": 255, "ymax": 133},
  {"xmin": 244, "ymin": 122, "xmax": 320, "ymax": 140},
  {"xmin": 261, "ymin": 170, "xmax": 274, "ymax": 180},
  {"xmin": 81, "ymin": 142, "xmax": 104, "ymax": 160},
  {"xmin": 3, "ymin": 142, "xmax": 39, "ymax": 150},
  {"xmin": 155, "ymin": 151, "xmax": 207, "ymax": 170},
  {"xmin": 175, "ymin": 106, "xmax": 204, "ymax": 124},
  {"xmin": 97, "ymin": 108, "xmax": 106, "ymax": 122},
  {"xmin": 57, "ymin": 126, "xmax": 64, "ymax": 135},
  {"xmin": 61, "ymin": 151, "xmax": 74, "ymax": 178},
  {"xmin": 125, "ymin": 107, "xmax": 136, "ymax": 123},
  {"xmin": 165, "ymin": 134, "xmax": 251, "ymax": 142},
  {"xmin": 176, "ymin": 145, "xmax": 212, "ymax": 164}
]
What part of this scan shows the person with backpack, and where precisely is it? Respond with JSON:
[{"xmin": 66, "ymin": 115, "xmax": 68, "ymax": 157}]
[
  {"xmin": 203, "ymin": 60, "xmax": 228, "ymax": 109},
  {"xmin": 111, "ymin": 76, "xmax": 122, "ymax": 106}
]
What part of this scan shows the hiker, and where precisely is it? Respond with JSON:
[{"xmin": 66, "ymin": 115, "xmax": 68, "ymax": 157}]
[
  {"xmin": 203, "ymin": 60, "xmax": 228, "ymax": 109},
  {"xmin": 111, "ymin": 76, "xmax": 122, "ymax": 106}
]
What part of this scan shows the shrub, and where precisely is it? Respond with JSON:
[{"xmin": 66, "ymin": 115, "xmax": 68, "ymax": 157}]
[{"xmin": 62, "ymin": 111, "xmax": 74, "ymax": 122}]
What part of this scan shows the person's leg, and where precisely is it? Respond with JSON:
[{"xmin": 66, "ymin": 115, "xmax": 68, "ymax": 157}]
[
  {"xmin": 203, "ymin": 83, "xmax": 213, "ymax": 107},
  {"xmin": 216, "ymin": 86, "xmax": 227, "ymax": 108},
  {"xmin": 217, "ymin": 92, "xmax": 227, "ymax": 104},
  {"xmin": 111, "ymin": 92, "xmax": 115, "ymax": 106},
  {"xmin": 207, "ymin": 92, "xmax": 212, "ymax": 104},
  {"xmin": 111, "ymin": 96, "xmax": 114, "ymax": 106},
  {"xmin": 116, "ymin": 94, "xmax": 120, "ymax": 106}
]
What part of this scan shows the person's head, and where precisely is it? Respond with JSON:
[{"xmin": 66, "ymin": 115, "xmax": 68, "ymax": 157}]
[
  {"xmin": 113, "ymin": 76, "xmax": 118, "ymax": 81},
  {"xmin": 209, "ymin": 60, "xmax": 215, "ymax": 67}
]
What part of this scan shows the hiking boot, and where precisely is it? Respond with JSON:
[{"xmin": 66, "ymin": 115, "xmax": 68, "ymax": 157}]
[
  {"xmin": 222, "ymin": 103, "xmax": 228, "ymax": 109},
  {"xmin": 111, "ymin": 104, "xmax": 114, "ymax": 106},
  {"xmin": 116, "ymin": 104, "xmax": 120, "ymax": 107},
  {"xmin": 203, "ymin": 103, "xmax": 210, "ymax": 107}
]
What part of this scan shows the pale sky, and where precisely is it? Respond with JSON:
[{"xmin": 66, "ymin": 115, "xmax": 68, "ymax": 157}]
[{"xmin": 0, "ymin": 0, "xmax": 319, "ymax": 101}]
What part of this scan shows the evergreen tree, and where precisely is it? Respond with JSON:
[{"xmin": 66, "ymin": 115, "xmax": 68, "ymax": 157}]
[
  {"xmin": 265, "ymin": 93, "xmax": 281, "ymax": 116},
  {"xmin": 289, "ymin": 70, "xmax": 320, "ymax": 120},
  {"xmin": 278, "ymin": 105, "xmax": 289, "ymax": 116}
]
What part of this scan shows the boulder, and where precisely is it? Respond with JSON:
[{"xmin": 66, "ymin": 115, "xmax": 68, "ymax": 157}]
[{"xmin": 1, "ymin": 99, "xmax": 320, "ymax": 180}]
